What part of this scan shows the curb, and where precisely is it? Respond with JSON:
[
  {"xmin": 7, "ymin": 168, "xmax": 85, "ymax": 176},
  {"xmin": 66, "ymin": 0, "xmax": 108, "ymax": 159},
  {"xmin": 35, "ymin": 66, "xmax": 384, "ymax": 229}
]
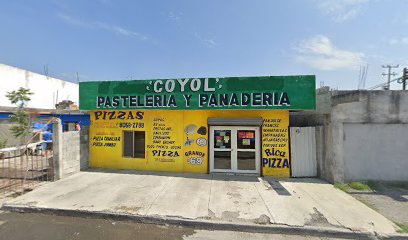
[{"xmin": 2, "ymin": 204, "xmax": 407, "ymax": 240}]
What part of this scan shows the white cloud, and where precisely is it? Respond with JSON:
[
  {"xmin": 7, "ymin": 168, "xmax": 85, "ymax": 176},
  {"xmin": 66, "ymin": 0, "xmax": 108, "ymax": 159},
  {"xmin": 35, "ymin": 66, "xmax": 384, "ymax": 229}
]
[
  {"xmin": 388, "ymin": 37, "xmax": 408, "ymax": 45},
  {"xmin": 57, "ymin": 13, "xmax": 148, "ymax": 41},
  {"xmin": 294, "ymin": 35, "xmax": 364, "ymax": 70},
  {"xmin": 317, "ymin": 0, "xmax": 369, "ymax": 22},
  {"xmin": 168, "ymin": 11, "xmax": 183, "ymax": 21},
  {"xmin": 194, "ymin": 33, "xmax": 217, "ymax": 48}
]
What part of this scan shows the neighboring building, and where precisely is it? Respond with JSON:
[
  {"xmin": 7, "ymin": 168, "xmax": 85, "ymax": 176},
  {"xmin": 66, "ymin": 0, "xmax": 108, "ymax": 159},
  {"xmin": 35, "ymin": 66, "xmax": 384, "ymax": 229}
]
[
  {"xmin": 0, "ymin": 64, "xmax": 78, "ymax": 109},
  {"xmin": 0, "ymin": 106, "xmax": 90, "ymax": 147},
  {"xmin": 292, "ymin": 89, "xmax": 408, "ymax": 182},
  {"xmin": 79, "ymin": 76, "xmax": 316, "ymax": 177},
  {"xmin": 0, "ymin": 64, "xmax": 87, "ymax": 148}
]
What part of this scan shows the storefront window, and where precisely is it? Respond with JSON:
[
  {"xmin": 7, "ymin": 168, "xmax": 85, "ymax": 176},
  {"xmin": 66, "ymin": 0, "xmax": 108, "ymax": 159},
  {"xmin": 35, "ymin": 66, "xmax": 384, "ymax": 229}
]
[
  {"xmin": 213, "ymin": 130, "xmax": 231, "ymax": 149},
  {"xmin": 123, "ymin": 131, "xmax": 145, "ymax": 158},
  {"xmin": 237, "ymin": 130, "xmax": 255, "ymax": 149}
]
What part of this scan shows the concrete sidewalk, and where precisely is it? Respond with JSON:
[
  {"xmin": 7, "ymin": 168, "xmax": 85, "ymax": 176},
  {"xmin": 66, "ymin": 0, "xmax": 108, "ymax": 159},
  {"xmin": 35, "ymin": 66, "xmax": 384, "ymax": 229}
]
[{"xmin": 1, "ymin": 170, "xmax": 401, "ymax": 237}]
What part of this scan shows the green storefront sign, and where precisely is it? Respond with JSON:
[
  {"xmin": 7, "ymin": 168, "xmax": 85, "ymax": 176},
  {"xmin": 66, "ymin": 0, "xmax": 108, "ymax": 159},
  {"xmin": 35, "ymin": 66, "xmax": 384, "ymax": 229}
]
[{"xmin": 79, "ymin": 75, "xmax": 316, "ymax": 110}]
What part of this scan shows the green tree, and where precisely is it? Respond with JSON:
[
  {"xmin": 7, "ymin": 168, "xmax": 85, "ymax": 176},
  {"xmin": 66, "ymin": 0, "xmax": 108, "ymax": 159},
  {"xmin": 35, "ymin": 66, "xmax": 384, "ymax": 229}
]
[
  {"xmin": 0, "ymin": 138, "xmax": 7, "ymax": 149},
  {"xmin": 6, "ymin": 87, "xmax": 34, "ymax": 138}
]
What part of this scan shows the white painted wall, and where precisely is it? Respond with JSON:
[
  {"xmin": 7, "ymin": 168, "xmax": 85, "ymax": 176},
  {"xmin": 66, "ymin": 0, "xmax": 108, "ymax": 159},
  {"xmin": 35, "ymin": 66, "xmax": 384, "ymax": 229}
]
[{"xmin": 0, "ymin": 64, "xmax": 78, "ymax": 109}]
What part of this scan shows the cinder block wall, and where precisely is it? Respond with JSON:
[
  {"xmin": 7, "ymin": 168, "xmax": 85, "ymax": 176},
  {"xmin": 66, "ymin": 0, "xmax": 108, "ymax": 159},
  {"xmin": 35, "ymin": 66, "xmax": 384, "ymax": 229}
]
[
  {"xmin": 329, "ymin": 91, "xmax": 408, "ymax": 182},
  {"xmin": 53, "ymin": 119, "xmax": 85, "ymax": 179},
  {"xmin": 80, "ymin": 126, "xmax": 90, "ymax": 170},
  {"xmin": 291, "ymin": 90, "xmax": 408, "ymax": 183},
  {"xmin": 61, "ymin": 131, "xmax": 80, "ymax": 177}
]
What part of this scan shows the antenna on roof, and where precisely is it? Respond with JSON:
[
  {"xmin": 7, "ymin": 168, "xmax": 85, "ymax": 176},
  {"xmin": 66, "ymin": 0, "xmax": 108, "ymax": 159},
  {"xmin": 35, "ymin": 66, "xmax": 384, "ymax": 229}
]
[
  {"xmin": 76, "ymin": 72, "xmax": 80, "ymax": 83},
  {"xmin": 43, "ymin": 64, "xmax": 49, "ymax": 77},
  {"xmin": 358, "ymin": 64, "xmax": 368, "ymax": 89}
]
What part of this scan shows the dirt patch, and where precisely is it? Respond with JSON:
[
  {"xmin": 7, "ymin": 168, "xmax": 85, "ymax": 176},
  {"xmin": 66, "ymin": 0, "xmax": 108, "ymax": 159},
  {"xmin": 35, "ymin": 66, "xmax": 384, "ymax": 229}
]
[
  {"xmin": 226, "ymin": 192, "xmax": 241, "ymax": 198},
  {"xmin": 305, "ymin": 208, "xmax": 335, "ymax": 228},
  {"xmin": 201, "ymin": 209, "xmax": 271, "ymax": 225},
  {"xmin": 254, "ymin": 214, "xmax": 270, "ymax": 225},
  {"xmin": 221, "ymin": 210, "xmax": 240, "ymax": 221},
  {"xmin": 349, "ymin": 181, "xmax": 408, "ymax": 227},
  {"xmin": 0, "ymin": 211, "xmax": 195, "ymax": 240},
  {"xmin": 113, "ymin": 206, "xmax": 141, "ymax": 213}
]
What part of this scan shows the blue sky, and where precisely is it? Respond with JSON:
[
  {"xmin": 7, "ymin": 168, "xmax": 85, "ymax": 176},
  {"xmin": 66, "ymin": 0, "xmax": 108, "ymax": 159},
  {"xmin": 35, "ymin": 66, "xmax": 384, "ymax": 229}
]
[{"xmin": 0, "ymin": 0, "xmax": 407, "ymax": 89}]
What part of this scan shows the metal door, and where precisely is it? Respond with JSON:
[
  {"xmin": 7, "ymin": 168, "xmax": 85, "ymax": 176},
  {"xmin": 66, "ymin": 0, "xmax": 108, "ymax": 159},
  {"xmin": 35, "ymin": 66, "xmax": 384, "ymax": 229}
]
[{"xmin": 290, "ymin": 127, "xmax": 317, "ymax": 177}]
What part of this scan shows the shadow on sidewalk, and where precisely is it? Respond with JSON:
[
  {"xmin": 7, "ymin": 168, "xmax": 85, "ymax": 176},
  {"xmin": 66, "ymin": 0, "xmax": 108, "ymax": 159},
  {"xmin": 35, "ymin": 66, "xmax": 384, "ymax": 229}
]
[{"xmin": 82, "ymin": 168, "xmax": 328, "ymax": 185}]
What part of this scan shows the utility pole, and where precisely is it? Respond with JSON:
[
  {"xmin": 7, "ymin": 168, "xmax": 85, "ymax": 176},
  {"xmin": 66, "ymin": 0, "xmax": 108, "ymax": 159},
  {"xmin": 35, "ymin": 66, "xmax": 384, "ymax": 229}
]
[
  {"xmin": 402, "ymin": 68, "xmax": 408, "ymax": 90},
  {"xmin": 382, "ymin": 65, "xmax": 399, "ymax": 90}
]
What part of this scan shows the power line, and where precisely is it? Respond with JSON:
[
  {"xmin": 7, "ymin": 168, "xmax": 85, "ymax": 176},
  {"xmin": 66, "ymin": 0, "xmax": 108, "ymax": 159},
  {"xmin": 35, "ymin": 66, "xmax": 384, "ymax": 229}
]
[
  {"xmin": 358, "ymin": 64, "xmax": 368, "ymax": 89},
  {"xmin": 382, "ymin": 64, "xmax": 399, "ymax": 90},
  {"xmin": 367, "ymin": 76, "xmax": 401, "ymax": 90},
  {"xmin": 397, "ymin": 67, "xmax": 408, "ymax": 90}
]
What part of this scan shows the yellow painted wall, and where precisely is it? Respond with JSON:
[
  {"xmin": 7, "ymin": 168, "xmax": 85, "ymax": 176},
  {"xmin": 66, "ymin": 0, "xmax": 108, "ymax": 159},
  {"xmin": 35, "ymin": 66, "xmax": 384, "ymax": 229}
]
[{"xmin": 90, "ymin": 110, "xmax": 290, "ymax": 177}]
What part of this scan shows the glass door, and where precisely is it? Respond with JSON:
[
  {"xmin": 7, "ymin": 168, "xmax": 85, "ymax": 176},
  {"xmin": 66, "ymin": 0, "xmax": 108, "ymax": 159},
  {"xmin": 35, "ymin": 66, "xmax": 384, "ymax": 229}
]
[
  {"xmin": 210, "ymin": 127, "xmax": 233, "ymax": 172},
  {"xmin": 210, "ymin": 126, "xmax": 260, "ymax": 174},
  {"xmin": 235, "ymin": 127, "xmax": 260, "ymax": 174}
]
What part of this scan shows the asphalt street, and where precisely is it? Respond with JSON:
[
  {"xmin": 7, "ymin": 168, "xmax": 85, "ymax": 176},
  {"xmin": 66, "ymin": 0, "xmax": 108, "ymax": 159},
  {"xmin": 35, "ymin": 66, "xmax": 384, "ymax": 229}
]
[{"xmin": 0, "ymin": 211, "xmax": 347, "ymax": 240}]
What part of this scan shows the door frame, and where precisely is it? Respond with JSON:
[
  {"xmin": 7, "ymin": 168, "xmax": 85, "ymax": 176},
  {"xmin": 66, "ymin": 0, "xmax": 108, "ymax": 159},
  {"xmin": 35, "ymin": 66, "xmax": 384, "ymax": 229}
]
[{"xmin": 209, "ymin": 126, "xmax": 260, "ymax": 174}]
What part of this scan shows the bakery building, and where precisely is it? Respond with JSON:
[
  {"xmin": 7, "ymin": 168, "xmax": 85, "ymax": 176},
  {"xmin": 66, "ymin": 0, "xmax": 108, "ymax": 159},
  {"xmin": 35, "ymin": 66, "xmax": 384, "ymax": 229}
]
[{"xmin": 79, "ymin": 75, "xmax": 315, "ymax": 177}]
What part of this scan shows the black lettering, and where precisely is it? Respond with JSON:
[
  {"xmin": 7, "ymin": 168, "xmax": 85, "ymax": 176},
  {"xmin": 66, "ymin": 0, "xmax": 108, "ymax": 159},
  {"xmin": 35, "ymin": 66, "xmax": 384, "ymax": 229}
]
[
  {"xmin": 153, "ymin": 95, "xmax": 162, "ymax": 107},
  {"xmin": 199, "ymin": 94, "xmax": 208, "ymax": 107},
  {"xmin": 168, "ymin": 95, "xmax": 177, "ymax": 107},
  {"xmin": 219, "ymin": 94, "xmax": 229, "ymax": 106},
  {"xmin": 230, "ymin": 93, "xmax": 239, "ymax": 106},
  {"xmin": 262, "ymin": 158, "xmax": 269, "ymax": 167},
  {"xmin": 152, "ymin": 150, "xmax": 158, "ymax": 156},
  {"xmin": 120, "ymin": 96, "xmax": 129, "ymax": 108},
  {"xmin": 108, "ymin": 111, "xmax": 116, "ymax": 120},
  {"xmin": 97, "ymin": 97, "xmax": 104, "ymax": 108},
  {"xmin": 130, "ymin": 96, "xmax": 137, "ymax": 107},
  {"xmin": 183, "ymin": 94, "xmax": 192, "ymax": 107},
  {"xmin": 94, "ymin": 111, "xmax": 102, "ymax": 120},
  {"xmin": 137, "ymin": 96, "xmax": 144, "ymax": 106},
  {"xmin": 241, "ymin": 93, "xmax": 250, "ymax": 106},
  {"xmin": 271, "ymin": 158, "xmax": 277, "ymax": 168},
  {"xmin": 276, "ymin": 158, "xmax": 282, "ymax": 168},
  {"xmin": 279, "ymin": 92, "xmax": 290, "ymax": 106},
  {"xmin": 282, "ymin": 159, "xmax": 290, "ymax": 168},
  {"xmin": 118, "ymin": 111, "xmax": 126, "ymax": 120},
  {"xmin": 104, "ymin": 97, "xmax": 112, "ymax": 108},
  {"xmin": 136, "ymin": 111, "xmax": 144, "ymax": 120},
  {"xmin": 127, "ymin": 111, "xmax": 135, "ymax": 119},
  {"xmin": 112, "ymin": 96, "xmax": 120, "ymax": 107},
  {"xmin": 209, "ymin": 94, "xmax": 217, "ymax": 107},
  {"xmin": 262, "ymin": 93, "xmax": 272, "ymax": 106},
  {"xmin": 146, "ymin": 96, "xmax": 153, "ymax": 107},
  {"xmin": 273, "ymin": 92, "xmax": 279, "ymax": 106},
  {"xmin": 252, "ymin": 93, "xmax": 261, "ymax": 106}
]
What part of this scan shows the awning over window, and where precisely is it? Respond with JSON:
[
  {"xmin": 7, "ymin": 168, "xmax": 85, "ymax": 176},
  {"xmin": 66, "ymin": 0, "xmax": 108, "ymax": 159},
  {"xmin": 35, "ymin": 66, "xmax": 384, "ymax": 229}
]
[{"xmin": 208, "ymin": 118, "xmax": 263, "ymax": 126}]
